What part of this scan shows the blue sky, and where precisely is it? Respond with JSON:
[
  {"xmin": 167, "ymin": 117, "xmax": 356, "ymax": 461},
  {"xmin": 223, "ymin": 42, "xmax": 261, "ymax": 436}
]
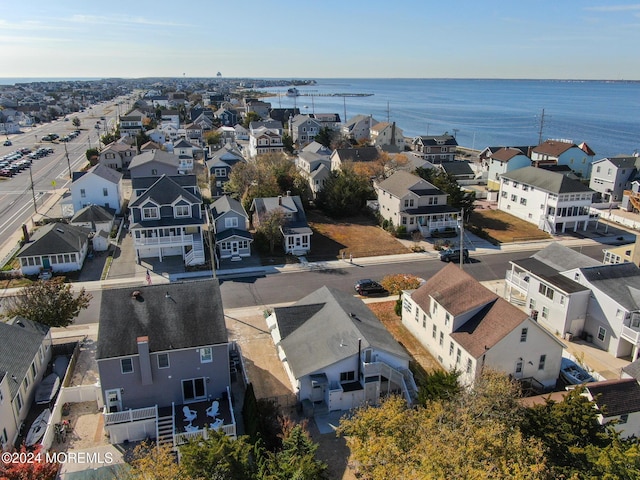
[{"xmin": 1, "ymin": 0, "xmax": 639, "ymax": 79}]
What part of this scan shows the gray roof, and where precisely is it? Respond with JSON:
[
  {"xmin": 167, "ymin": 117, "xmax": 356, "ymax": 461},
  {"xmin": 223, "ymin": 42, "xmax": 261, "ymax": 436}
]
[
  {"xmin": 211, "ymin": 195, "xmax": 247, "ymax": 219},
  {"xmin": 302, "ymin": 141, "xmax": 332, "ymax": 155},
  {"xmin": 623, "ymin": 358, "xmax": 640, "ymax": 380},
  {"xmin": 273, "ymin": 286, "xmax": 409, "ymax": 379},
  {"xmin": 73, "ymin": 163, "xmax": 123, "ymax": 185},
  {"xmin": 593, "ymin": 156, "xmax": 639, "ymax": 169},
  {"xmin": 17, "ymin": 222, "xmax": 89, "ymax": 257},
  {"xmin": 129, "ymin": 150, "xmax": 180, "ymax": 170},
  {"xmin": 251, "ymin": 195, "xmax": 309, "ymax": 231},
  {"xmin": 173, "ymin": 138, "xmax": 196, "ymax": 149},
  {"xmin": 439, "ymin": 160, "xmax": 474, "ymax": 176},
  {"xmin": 377, "ymin": 170, "xmax": 442, "ymax": 198},
  {"xmin": 532, "ymin": 242, "xmax": 601, "ymax": 272},
  {"xmin": 71, "ymin": 205, "xmax": 115, "ymax": 224},
  {"xmin": 333, "ymin": 147, "xmax": 380, "ymax": 164},
  {"xmin": 586, "ymin": 378, "xmax": 640, "ymax": 416},
  {"xmin": 413, "ymin": 134, "xmax": 457, "ymax": 146},
  {"xmin": 502, "ymin": 166, "xmax": 594, "ymax": 194},
  {"xmin": 511, "ymin": 257, "xmax": 589, "ymax": 294},
  {"xmin": 130, "ymin": 175, "xmax": 201, "ymax": 208},
  {"xmin": 580, "ymin": 263, "xmax": 640, "ymax": 311},
  {"xmin": 96, "ymin": 280, "xmax": 227, "ymax": 360},
  {"xmin": 0, "ymin": 317, "xmax": 50, "ymax": 399},
  {"xmin": 215, "ymin": 228, "xmax": 253, "ymax": 242},
  {"xmin": 132, "ymin": 175, "xmax": 196, "ymax": 193}
]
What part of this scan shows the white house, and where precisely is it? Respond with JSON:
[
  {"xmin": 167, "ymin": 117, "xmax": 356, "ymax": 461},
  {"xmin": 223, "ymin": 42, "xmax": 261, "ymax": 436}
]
[
  {"xmin": 402, "ymin": 263, "xmax": 564, "ymax": 390},
  {"xmin": 247, "ymin": 127, "xmax": 283, "ymax": 158},
  {"xmin": 266, "ymin": 286, "xmax": 416, "ymax": 413},
  {"xmin": 172, "ymin": 138, "xmax": 198, "ymax": 174},
  {"xmin": 486, "ymin": 147, "xmax": 531, "ymax": 191},
  {"xmin": 584, "ymin": 379, "xmax": 640, "ymax": 439},
  {"xmin": 498, "ymin": 166, "xmax": 596, "ymax": 234},
  {"xmin": 370, "ymin": 122, "xmax": 405, "ymax": 152},
  {"xmin": 295, "ymin": 151, "xmax": 331, "ymax": 199},
  {"xmin": 375, "ymin": 170, "xmax": 459, "ymax": 237},
  {"xmin": 341, "ymin": 114, "xmax": 379, "ymax": 143},
  {"xmin": 70, "ymin": 163, "xmax": 124, "ymax": 214},
  {"xmin": 589, "ymin": 156, "xmax": 639, "ymax": 203}
]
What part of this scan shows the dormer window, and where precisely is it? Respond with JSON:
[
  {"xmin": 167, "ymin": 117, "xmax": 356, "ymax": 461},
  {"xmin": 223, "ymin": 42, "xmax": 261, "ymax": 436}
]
[
  {"xmin": 174, "ymin": 205, "xmax": 190, "ymax": 218},
  {"xmin": 142, "ymin": 207, "xmax": 159, "ymax": 219}
]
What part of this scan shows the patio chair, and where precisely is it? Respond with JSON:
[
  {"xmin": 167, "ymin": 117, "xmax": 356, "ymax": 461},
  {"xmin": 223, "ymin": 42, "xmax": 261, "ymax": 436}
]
[
  {"xmin": 184, "ymin": 423, "xmax": 199, "ymax": 433},
  {"xmin": 211, "ymin": 418, "xmax": 224, "ymax": 430},
  {"xmin": 183, "ymin": 406, "xmax": 197, "ymax": 423},
  {"xmin": 206, "ymin": 400, "xmax": 219, "ymax": 418}
]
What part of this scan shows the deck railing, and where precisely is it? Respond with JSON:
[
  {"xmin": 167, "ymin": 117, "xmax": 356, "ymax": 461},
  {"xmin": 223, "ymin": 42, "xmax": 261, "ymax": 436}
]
[{"xmin": 103, "ymin": 405, "xmax": 157, "ymax": 426}]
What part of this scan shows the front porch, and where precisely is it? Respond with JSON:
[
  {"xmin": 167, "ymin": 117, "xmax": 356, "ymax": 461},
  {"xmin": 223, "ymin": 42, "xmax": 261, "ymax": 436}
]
[
  {"xmin": 132, "ymin": 229, "xmax": 205, "ymax": 265},
  {"xmin": 405, "ymin": 209, "xmax": 459, "ymax": 238}
]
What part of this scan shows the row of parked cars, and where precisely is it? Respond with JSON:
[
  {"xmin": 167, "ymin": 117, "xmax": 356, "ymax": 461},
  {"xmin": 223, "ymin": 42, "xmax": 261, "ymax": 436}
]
[{"xmin": 0, "ymin": 147, "xmax": 54, "ymax": 177}]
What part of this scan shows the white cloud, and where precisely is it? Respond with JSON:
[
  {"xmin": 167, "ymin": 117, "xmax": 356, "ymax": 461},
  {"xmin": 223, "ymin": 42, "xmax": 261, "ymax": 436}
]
[
  {"xmin": 68, "ymin": 14, "xmax": 193, "ymax": 28},
  {"xmin": 584, "ymin": 4, "xmax": 640, "ymax": 12}
]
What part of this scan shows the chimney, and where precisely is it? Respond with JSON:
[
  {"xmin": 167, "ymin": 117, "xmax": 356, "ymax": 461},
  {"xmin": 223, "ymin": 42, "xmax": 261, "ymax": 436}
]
[
  {"xmin": 137, "ymin": 336, "xmax": 153, "ymax": 386},
  {"xmin": 286, "ymin": 190, "xmax": 291, "ymax": 197},
  {"xmin": 22, "ymin": 224, "xmax": 29, "ymax": 242},
  {"xmin": 278, "ymin": 195, "xmax": 282, "ymax": 205}
]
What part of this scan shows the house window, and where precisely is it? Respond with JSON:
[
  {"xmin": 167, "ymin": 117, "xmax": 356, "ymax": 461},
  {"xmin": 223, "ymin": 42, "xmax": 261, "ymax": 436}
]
[
  {"xmin": 619, "ymin": 414, "xmax": 629, "ymax": 424},
  {"xmin": 538, "ymin": 354, "xmax": 546, "ymax": 370},
  {"xmin": 466, "ymin": 359, "xmax": 472, "ymax": 374},
  {"xmin": 142, "ymin": 207, "xmax": 159, "ymax": 219},
  {"xmin": 439, "ymin": 332, "xmax": 444, "ymax": 346},
  {"xmin": 225, "ymin": 217, "xmax": 239, "ymax": 228},
  {"xmin": 174, "ymin": 205, "xmax": 190, "ymax": 218},
  {"xmin": 433, "ymin": 303, "xmax": 438, "ymax": 315},
  {"xmin": 103, "ymin": 188, "xmax": 108, "ymax": 196},
  {"xmin": 529, "ymin": 298, "xmax": 536, "ymax": 309},
  {"xmin": 542, "ymin": 307, "xmax": 549, "ymax": 319},
  {"xmin": 511, "ymin": 194, "xmax": 517, "ymax": 202},
  {"xmin": 214, "ymin": 168, "xmax": 226, "ymax": 177},
  {"xmin": 520, "ymin": 198, "xmax": 527, "ymax": 206},
  {"xmin": 200, "ymin": 347, "xmax": 213, "ymax": 363},
  {"xmin": 520, "ymin": 328, "xmax": 528, "ymax": 342},
  {"xmin": 15, "ymin": 392, "xmax": 23, "ymax": 417},
  {"xmin": 449, "ymin": 342, "xmax": 454, "ymax": 356},
  {"xmin": 432, "ymin": 325, "xmax": 437, "ymax": 339},
  {"xmin": 157, "ymin": 353, "xmax": 169, "ymax": 369},
  {"xmin": 456, "ymin": 348, "xmax": 461, "ymax": 364},
  {"xmin": 538, "ymin": 284, "xmax": 554, "ymax": 300},
  {"xmin": 445, "ymin": 313, "xmax": 450, "ymax": 326},
  {"xmin": 31, "ymin": 361, "xmax": 36, "ymax": 378},
  {"xmin": 182, "ymin": 377, "xmax": 206, "ymax": 402},
  {"xmin": 415, "ymin": 308, "xmax": 419, "ymax": 322},
  {"xmin": 597, "ymin": 326, "xmax": 606, "ymax": 342},
  {"xmin": 80, "ymin": 189, "xmax": 86, "ymax": 198},
  {"xmin": 22, "ymin": 377, "xmax": 29, "ymax": 392},
  {"xmin": 121, "ymin": 358, "xmax": 134, "ymax": 374},
  {"xmin": 501, "ymin": 191, "xmax": 507, "ymax": 198},
  {"xmin": 340, "ymin": 371, "xmax": 355, "ymax": 382},
  {"xmin": 616, "ymin": 309, "xmax": 624, "ymax": 319},
  {"xmin": 560, "ymin": 295, "xmax": 565, "ymax": 305},
  {"xmin": 422, "ymin": 314, "xmax": 426, "ymax": 328}
]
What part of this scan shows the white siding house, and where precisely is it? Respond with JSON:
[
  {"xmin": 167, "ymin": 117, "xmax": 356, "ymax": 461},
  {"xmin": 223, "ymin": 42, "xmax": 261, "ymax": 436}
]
[{"xmin": 70, "ymin": 164, "xmax": 124, "ymax": 214}]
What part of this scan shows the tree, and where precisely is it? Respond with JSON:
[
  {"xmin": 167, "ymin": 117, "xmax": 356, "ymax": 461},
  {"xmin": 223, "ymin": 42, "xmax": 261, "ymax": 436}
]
[
  {"xmin": 417, "ymin": 369, "xmax": 461, "ymax": 404},
  {"xmin": 100, "ymin": 132, "xmax": 119, "ymax": 146},
  {"xmin": 257, "ymin": 209, "xmax": 285, "ymax": 254},
  {"xmin": 243, "ymin": 111, "xmax": 261, "ymax": 128},
  {"xmin": 282, "ymin": 132, "xmax": 294, "ymax": 154},
  {"xmin": 314, "ymin": 126, "xmax": 334, "ymax": 148},
  {"xmin": 85, "ymin": 147, "xmax": 99, "ymax": 161},
  {"xmin": 127, "ymin": 441, "xmax": 188, "ymax": 480},
  {"xmin": 316, "ymin": 168, "xmax": 373, "ymax": 218},
  {"xmin": 380, "ymin": 274, "xmax": 421, "ymax": 295},
  {"xmin": 205, "ymin": 130, "xmax": 222, "ymax": 146},
  {"xmin": 415, "ymin": 167, "xmax": 476, "ymax": 221},
  {"xmin": 2, "ymin": 277, "xmax": 92, "ymax": 328},
  {"xmin": 71, "ymin": 116, "xmax": 81, "ymax": 127},
  {"xmin": 0, "ymin": 445, "xmax": 59, "ymax": 480},
  {"xmin": 265, "ymin": 422, "xmax": 327, "ymax": 480}
]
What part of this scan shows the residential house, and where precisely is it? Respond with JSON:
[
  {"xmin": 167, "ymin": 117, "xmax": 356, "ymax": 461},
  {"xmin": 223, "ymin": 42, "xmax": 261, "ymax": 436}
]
[
  {"xmin": 249, "ymin": 120, "xmax": 283, "ymax": 135},
  {"xmin": 184, "ymin": 123, "xmax": 203, "ymax": 145},
  {"xmin": 584, "ymin": 379, "xmax": 640, "ymax": 438},
  {"xmin": 158, "ymin": 123, "xmax": 180, "ymax": 142},
  {"xmin": 302, "ymin": 141, "xmax": 332, "ymax": 156},
  {"xmin": 97, "ymin": 280, "xmax": 235, "ymax": 445},
  {"xmin": 129, "ymin": 175, "xmax": 206, "ymax": 266},
  {"xmin": 268, "ymin": 107, "xmax": 299, "ymax": 124},
  {"xmin": 602, "ymin": 236, "xmax": 640, "ymax": 266},
  {"xmin": 504, "ymin": 242, "xmax": 600, "ymax": 340},
  {"xmin": 216, "ymin": 126, "xmax": 236, "ymax": 145},
  {"xmin": 146, "ymin": 95, "xmax": 169, "ymax": 108},
  {"xmin": 309, "ymin": 113, "xmax": 341, "ymax": 132},
  {"xmin": 266, "ymin": 286, "xmax": 416, "ymax": 413},
  {"xmin": 250, "ymin": 195, "xmax": 312, "ymax": 255},
  {"xmin": 498, "ymin": 166, "xmax": 596, "ymax": 234},
  {"xmin": 375, "ymin": 170, "xmax": 459, "ymax": 237},
  {"xmin": 234, "ymin": 124, "xmax": 249, "ymax": 140},
  {"xmin": 0, "ymin": 111, "xmax": 21, "ymax": 134},
  {"xmin": 17, "ymin": 223, "xmax": 90, "ymax": 275},
  {"xmin": 119, "ymin": 110, "xmax": 144, "ymax": 138},
  {"xmin": 160, "ymin": 109, "xmax": 180, "ymax": 128},
  {"xmin": 70, "ymin": 163, "xmax": 123, "ymax": 214},
  {"xmin": 211, "ymin": 195, "xmax": 252, "ymax": 261},
  {"xmin": 146, "ymin": 129, "xmax": 166, "ymax": 145},
  {"xmin": 205, "ymin": 144, "xmax": 245, "ymax": 197},
  {"xmin": 214, "ymin": 108, "xmax": 237, "ymax": 126},
  {"xmin": 330, "ymin": 146, "xmax": 381, "ymax": 172},
  {"xmin": 244, "ymin": 99, "xmax": 271, "ymax": 119},
  {"xmin": 140, "ymin": 140, "xmax": 162, "ymax": 152},
  {"xmin": 341, "ymin": 114, "xmax": 379, "ymax": 143},
  {"xmin": 411, "ymin": 134, "xmax": 458, "ymax": 163},
  {"xmin": 98, "ymin": 141, "xmax": 137, "ymax": 172},
  {"xmin": 402, "ymin": 263, "xmax": 564, "ymax": 389},
  {"xmin": 0, "ymin": 317, "xmax": 52, "ymax": 449},
  {"xmin": 289, "ymin": 115, "xmax": 321, "ymax": 147},
  {"xmin": 370, "ymin": 122, "xmax": 405, "ymax": 152},
  {"xmin": 70, "ymin": 205, "xmax": 115, "ymax": 249},
  {"xmin": 531, "ymin": 139, "xmax": 595, "ymax": 179},
  {"xmin": 438, "ymin": 160, "xmax": 475, "ymax": 181},
  {"xmin": 173, "ymin": 138, "xmax": 198, "ymax": 174},
  {"xmin": 296, "ymin": 150, "xmax": 331, "ymax": 199},
  {"xmin": 622, "ymin": 179, "xmax": 640, "ymax": 213},
  {"xmin": 247, "ymin": 127, "xmax": 284, "ymax": 159},
  {"xmin": 128, "ymin": 150, "xmax": 180, "ymax": 179},
  {"xmin": 485, "ymin": 147, "xmax": 532, "ymax": 190},
  {"xmin": 589, "ymin": 155, "xmax": 639, "ymax": 203}
]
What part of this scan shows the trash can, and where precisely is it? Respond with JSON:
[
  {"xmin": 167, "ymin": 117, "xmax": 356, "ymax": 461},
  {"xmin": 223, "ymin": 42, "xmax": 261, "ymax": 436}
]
[{"xmin": 564, "ymin": 332, "xmax": 574, "ymax": 341}]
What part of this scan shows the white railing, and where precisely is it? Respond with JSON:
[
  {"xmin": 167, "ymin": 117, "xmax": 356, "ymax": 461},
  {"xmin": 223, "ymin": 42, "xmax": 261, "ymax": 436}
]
[
  {"xmin": 621, "ymin": 326, "xmax": 640, "ymax": 345},
  {"xmin": 134, "ymin": 234, "xmax": 193, "ymax": 246},
  {"xmin": 362, "ymin": 362, "xmax": 415, "ymax": 405},
  {"xmin": 505, "ymin": 270, "xmax": 529, "ymax": 292},
  {"xmin": 103, "ymin": 405, "xmax": 157, "ymax": 426},
  {"xmin": 427, "ymin": 219, "xmax": 458, "ymax": 231}
]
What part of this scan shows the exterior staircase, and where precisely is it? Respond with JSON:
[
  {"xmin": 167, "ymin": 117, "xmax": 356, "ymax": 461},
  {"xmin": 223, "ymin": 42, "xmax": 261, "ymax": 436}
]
[
  {"xmin": 185, "ymin": 236, "xmax": 206, "ymax": 266},
  {"xmin": 156, "ymin": 415, "xmax": 174, "ymax": 447}
]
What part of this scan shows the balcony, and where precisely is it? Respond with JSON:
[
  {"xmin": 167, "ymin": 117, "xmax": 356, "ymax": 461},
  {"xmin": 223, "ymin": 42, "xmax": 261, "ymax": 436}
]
[
  {"xmin": 505, "ymin": 270, "xmax": 529, "ymax": 294},
  {"xmin": 621, "ymin": 325, "xmax": 640, "ymax": 345},
  {"xmin": 134, "ymin": 233, "xmax": 193, "ymax": 247}
]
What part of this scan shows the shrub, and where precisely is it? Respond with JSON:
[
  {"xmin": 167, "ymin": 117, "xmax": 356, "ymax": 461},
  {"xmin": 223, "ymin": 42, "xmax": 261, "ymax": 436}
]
[
  {"xmin": 395, "ymin": 225, "xmax": 407, "ymax": 238},
  {"xmin": 381, "ymin": 274, "xmax": 421, "ymax": 295},
  {"xmin": 394, "ymin": 296, "xmax": 403, "ymax": 317},
  {"xmin": 382, "ymin": 219, "xmax": 389, "ymax": 230}
]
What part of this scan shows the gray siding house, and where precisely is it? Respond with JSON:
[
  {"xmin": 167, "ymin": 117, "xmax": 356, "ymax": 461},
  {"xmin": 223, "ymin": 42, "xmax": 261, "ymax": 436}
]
[
  {"xmin": 96, "ymin": 280, "xmax": 235, "ymax": 446},
  {"xmin": 211, "ymin": 195, "xmax": 252, "ymax": 261},
  {"xmin": 250, "ymin": 195, "xmax": 312, "ymax": 255},
  {"xmin": 128, "ymin": 150, "xmax": 181, "ymax": 179}
]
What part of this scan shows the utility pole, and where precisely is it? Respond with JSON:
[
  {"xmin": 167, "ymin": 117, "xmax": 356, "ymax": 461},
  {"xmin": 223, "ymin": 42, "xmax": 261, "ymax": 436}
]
[
  {"xmin": 64, "ymin": 142, "xmax": 71, "ymax": 178},
  {"xmin": 205, "ymin": 209, "xmax": 217, "ymax": 279},
  {"xmin": 537, "ymin": 108, "xmax": 546, "ymax": 144},
  {"xmin": 452, "ymin": 128, "xmax": 459, "ymax": 139},
  {"xmin": 29, "ymin": 165, "xmax": 38, "ymax": 214},
  {"xmin": 343, "ymin": 97, "xmax": 347, "ymax": 125},
  {"xmin": 459, "ymin": 208, "xmax": 464, "ymax": 270},
  {"xmin": 386, "ymin": 101, "xmax": 390, "ymax": 123}
]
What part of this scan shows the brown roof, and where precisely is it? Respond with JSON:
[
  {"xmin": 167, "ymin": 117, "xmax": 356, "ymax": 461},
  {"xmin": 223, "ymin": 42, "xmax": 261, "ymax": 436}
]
[
  {"xmin": 491, "ymin": 147, "xmax": 529, "ymax": 162},
  {"xmin": 450, "ymin": 297, "xmax": 529, "ymax": 358},
  {"xmin": 519, "ymin": 391, "xmax": 570, "ymax": 408},
  {"xmin": 411, "ymin": 263, "xmax": 498, "ymax": 317},
  {"xmin": 578, "ymin": 142, "xmax": 596, "ymax": 156},
  {"xmin": 532, "ymin": 140, "xmax": 576, "ymax": 157}
]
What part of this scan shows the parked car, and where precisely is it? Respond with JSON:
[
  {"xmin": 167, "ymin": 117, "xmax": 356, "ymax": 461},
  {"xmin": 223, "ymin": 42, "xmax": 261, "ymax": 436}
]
[
  {"xmin": 41, "ymin": 135, "xmax": 53, "ymax": 141},
  {"xmin": 439, "ymin": 248, "xmax": 469, "ymax": 263},
  {"xmin": 354, "ymin": 279, "xmax": 387, "ymax": 296},
  {"xmin": 3, "ymin": 140, "xmax": 12, "ymax": 146}
]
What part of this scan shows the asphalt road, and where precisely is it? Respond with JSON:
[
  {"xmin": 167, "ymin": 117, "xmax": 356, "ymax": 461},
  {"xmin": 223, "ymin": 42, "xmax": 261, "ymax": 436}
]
[{"xmin": 0, "ymin": 97, "xmax": 130, "ymax": 251}]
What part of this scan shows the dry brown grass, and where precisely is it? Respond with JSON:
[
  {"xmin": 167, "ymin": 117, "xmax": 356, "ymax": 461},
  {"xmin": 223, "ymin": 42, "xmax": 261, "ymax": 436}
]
[
  {"xmin": 367, "ymin": 301, "xmax": 441, "ymax": 375},
  {"xmin": 307, "ymin": 210, "xmax": 409, "ymax": 260},
  {"xmin": 470, "ymin": 208, "xmax": 551, "ymax": 243}
]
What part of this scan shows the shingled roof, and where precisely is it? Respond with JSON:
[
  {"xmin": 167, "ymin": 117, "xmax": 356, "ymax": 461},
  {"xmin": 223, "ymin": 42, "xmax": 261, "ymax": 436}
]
[
  {"xmin": 17, "ymin": 223, "xmax": 89, "ymax": 257},
  {"xmin": 502, "ymin": 166, "xmax": 594, "ymax": 194},
  {"xmin": 96, "ymin": 280, "xmax": 227, "ymax": 360},
  {"xmin": 587, "ymin": 378, "xmax": 640, "ymax": 416},
  {"xmin": 376, "ymin": 170, "xmax": 442, "ymax": 198}
]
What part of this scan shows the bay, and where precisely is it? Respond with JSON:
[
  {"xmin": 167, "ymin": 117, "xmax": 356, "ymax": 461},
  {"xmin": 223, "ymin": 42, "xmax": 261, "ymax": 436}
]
[{"xmin": 261, "ymin": 79, "xmax": 640, "ymax": 159}]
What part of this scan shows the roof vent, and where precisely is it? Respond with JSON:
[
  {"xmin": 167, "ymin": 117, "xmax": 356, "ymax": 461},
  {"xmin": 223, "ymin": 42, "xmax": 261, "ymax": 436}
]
[{"xmin": 56, "ymin": 228, "xmax": 65, "ymax": 234}]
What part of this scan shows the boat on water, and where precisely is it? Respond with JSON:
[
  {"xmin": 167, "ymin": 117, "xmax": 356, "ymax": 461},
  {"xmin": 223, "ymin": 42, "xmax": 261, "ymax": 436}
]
[
  {"xmin": 560, "ymin": 357, "xmax": 595, "ymax": 385},
  {"xmin": 286, "ymin": 87, "xmax": 300, "ymax": 97},
  {"xmin": 35, "ymin": 373, "xmax": 60, "ymax": 405},
  {"xmin": 25, "ymin": 408, "xmax": 51, "ymax": 447}
]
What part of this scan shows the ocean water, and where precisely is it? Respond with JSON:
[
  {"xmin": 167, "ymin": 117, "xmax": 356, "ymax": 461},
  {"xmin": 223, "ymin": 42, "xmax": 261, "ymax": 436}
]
[{"xmin": 262, "ymin": 79, "xmax": 640, "ymax": 158}]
